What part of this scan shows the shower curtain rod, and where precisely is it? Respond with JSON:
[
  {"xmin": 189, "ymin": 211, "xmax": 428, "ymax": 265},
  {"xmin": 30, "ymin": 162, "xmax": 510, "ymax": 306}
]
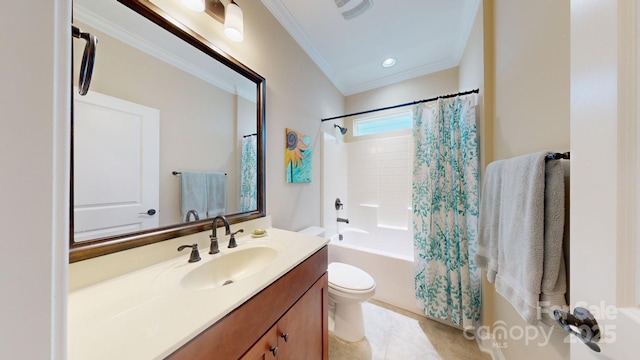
[{"xmin": 320, "ymin": 89, "xmax": 480, "ymax": 122}]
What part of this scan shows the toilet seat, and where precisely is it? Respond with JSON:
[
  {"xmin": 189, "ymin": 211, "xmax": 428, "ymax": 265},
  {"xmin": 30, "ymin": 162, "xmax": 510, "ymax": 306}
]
[{"xmin": 328, "ymin": 262, "xmax": 375, "ymax": 293}]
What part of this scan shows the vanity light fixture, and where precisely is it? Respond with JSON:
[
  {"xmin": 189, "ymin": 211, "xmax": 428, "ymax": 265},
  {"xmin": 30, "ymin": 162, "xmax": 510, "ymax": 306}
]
[
  {"xmin": 382, "ymin": 57, "xmax": 397, "ymax": 68},
  {"xmin": 181, "ymin": 0, "xmax": 244, "ymax": 42},
  {"xmin": 224, "ymin": 1, "xmax": 244, "ymax": 42},
  {"xmin": 182, "ymin": 0, "xmax": 205, "ymax": 12}
]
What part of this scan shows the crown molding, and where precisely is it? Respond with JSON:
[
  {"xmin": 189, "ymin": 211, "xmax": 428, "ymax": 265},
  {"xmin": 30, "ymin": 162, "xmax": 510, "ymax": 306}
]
[{"xmin": 261, "ymin": 0, "xmax": 344, "ymax": 93}]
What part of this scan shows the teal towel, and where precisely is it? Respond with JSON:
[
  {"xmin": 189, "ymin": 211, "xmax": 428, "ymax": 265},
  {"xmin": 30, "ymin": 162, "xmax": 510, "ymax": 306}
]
[
  {"xmin": 180, "ymin": 172, "xmax": 207, "ymax": 221},
  {"xmin": 205, "ymin": 172, "xmax": 226, "ymax": 218}
]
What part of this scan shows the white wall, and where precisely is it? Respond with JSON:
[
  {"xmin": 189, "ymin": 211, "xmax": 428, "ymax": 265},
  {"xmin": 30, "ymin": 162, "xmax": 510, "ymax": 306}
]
[
  {"xmin": 481, "ymin": 0, "xmax": 570, "ymax": 358},
  {"xmin": 0, "ymin": 1, "xmax": 70, "ymax": 359},
  {"xmin": 492, "ymin": 0, "xmax": 570, "ymax": 161}
]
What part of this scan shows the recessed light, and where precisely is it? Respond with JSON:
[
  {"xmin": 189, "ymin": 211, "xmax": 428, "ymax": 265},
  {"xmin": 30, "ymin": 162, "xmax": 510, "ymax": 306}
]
[{"xmin": 382, "ymin": 58, "xmax": 397, "ymax": 68}]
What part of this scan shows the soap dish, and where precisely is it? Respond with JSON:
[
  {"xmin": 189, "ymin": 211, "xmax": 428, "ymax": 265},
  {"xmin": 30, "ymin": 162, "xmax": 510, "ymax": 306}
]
[{"xmin": 251, "ymin": 231, "xmax": 267, "ymax": 238}]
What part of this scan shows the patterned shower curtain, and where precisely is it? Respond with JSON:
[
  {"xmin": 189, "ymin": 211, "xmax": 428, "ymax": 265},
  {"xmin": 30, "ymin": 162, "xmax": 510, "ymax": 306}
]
[
  {"xmin": 412, "ymin": 94, "xmax": 481, "ymax": 330},
  {"xmin": 240, "ymin": 135, "xmax": 258, "ymax": 212}
]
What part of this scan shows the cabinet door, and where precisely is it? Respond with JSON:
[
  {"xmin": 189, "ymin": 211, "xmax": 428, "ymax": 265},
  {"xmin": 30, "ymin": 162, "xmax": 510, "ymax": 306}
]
[
  {"xmin": 240, "ymin": 325, "xmax": 278, "ymax": 360},
  {"xmin": 277, "ymin": 273, "xmax": 328, "ymax": 360}
]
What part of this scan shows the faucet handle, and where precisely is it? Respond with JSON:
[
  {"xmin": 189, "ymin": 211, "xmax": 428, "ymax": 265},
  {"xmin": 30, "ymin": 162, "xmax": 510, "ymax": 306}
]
[
  {"xmin": 177, "ymin": 243, "xmax": 201, "ymax": 263},
  {"xmin": 231, "ymin": 229, "xmax": 244, "ymax": 236},
  {"xmin": 209, "ymin": 234, "xmax": 220, "ymax": 254},
  {"xmin": 228, "ymin": 229, "xmax": 244, "ymax": 248}
]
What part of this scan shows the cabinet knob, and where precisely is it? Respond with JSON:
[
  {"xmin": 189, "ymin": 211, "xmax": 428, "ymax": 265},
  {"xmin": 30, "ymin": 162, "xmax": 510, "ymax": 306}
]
[
  {"xmin": 280, "ymin": 332, "xmax": 290, "ymax": 342},
  {"xmin": 269, "ymin": 346, "xmax": 278, "ymax": 357}
]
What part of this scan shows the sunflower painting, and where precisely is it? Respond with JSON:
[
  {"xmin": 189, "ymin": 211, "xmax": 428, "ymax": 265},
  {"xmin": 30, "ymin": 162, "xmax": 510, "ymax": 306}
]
[{"xmin": 285, "ymin": 128, "xmax": 312, "ymax": 183}]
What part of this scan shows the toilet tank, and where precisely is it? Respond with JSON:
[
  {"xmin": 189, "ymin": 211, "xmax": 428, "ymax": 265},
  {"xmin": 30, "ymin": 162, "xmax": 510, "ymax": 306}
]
[{"xmin": 297, "ymin": 226, "xmax": 325, "ymax": 237}]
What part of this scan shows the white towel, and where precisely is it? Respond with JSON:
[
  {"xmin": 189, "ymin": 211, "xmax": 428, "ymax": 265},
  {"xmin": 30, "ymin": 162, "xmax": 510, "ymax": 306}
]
[
  {"xmin": 205, "ymin": 172, "xmax": 226, "ymax": 218},
  {"xmin": 476, "ymin": 151, "xmax": 567, "ymax": 324},
  {"xmin": 539, "ymin": 159, "xmax": 568, "ymax": 325},
  {"xmin": 180, "ymin": 172, "xmax": 207, "ymax": 221},
  {"xmin": 475, "ymin": 160, "xmax": 504, "ymax": 282}
]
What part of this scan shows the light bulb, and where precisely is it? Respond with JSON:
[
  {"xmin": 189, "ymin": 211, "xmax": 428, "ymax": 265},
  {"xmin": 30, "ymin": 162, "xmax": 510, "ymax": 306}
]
[
  {"xmin": 224, "ymin": 1, "xmax": 244, "ymax": 42},
  {"xmin": 182, "ymin": 0, "xmax": 205, "ymax": 12}
]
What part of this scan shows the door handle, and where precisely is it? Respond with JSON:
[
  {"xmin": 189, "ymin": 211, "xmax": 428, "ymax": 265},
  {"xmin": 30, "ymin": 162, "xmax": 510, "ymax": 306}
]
[
  {"xmin": 554, "ymin": 307, "xmax": 601, "ymax": 352},
  {"xmin": 139, "ymin": 209, "xmax": 157, "ymax": 216}
]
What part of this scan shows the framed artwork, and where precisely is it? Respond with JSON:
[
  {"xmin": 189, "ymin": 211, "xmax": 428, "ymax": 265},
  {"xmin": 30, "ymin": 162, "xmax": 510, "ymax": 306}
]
[{"xmin": 285, "ymin": 128, "xmax": 312, "ymax": 183}]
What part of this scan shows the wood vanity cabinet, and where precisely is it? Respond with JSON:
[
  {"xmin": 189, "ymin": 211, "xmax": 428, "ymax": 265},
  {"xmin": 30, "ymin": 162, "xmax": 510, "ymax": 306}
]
[
  {"xmin": 167, "ymin": 246, "xmax": 328, "ymax": 360},
  {"xmin": 242, "ymin": 273, "xmax": 327, "ymax": 360},
  {"xmin": 240, "ymin": 324, "xmax": 278, "ymax": 360}
]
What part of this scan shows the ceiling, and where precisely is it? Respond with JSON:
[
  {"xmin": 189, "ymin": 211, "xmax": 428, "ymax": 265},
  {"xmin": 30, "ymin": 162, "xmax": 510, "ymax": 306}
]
[{"xmin": 262, "ymin": 0, "xmax": 481, "ymax": 96}]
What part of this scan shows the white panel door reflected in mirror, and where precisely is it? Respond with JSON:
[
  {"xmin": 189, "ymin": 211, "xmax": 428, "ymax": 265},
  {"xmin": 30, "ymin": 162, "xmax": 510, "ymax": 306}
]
[{"xmin": 74, "ymin": 90, "xmax": 160, "ymax": 242}]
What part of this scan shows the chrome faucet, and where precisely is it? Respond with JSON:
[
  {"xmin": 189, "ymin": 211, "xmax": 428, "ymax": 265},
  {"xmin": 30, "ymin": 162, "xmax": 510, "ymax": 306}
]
[
  {"xmin": 185, "ymin": 209, "xmax": 200, "ymax": 222},
  {"xmin": 209, "ymin": 215, "xmax": 231, "ymax": 254},
  {"xmin": 337, "ymin": 217, "xmax": 349, "ymax": 224}
]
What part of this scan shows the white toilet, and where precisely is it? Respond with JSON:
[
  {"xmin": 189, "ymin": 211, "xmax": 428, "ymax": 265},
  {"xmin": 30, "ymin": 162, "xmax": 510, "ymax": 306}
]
[
  {"xmin": 298, "ymin": 226, "xmax": 377, "ymax": 342},
  {"xmin": 327, "ymin": 262, "xmax": 376, "ymax": 342}
]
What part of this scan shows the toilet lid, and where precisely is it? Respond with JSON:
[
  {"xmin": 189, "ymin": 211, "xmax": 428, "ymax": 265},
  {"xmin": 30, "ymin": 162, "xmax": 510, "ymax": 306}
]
[{"xmin": 328, "ymin": 262, "xmax": 375, "ymax": 291}]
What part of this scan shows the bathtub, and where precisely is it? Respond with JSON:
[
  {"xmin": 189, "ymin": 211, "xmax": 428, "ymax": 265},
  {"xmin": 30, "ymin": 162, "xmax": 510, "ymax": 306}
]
[{"xmin": 328, "ymin": 227, "xmax": 423, "ymax": 316}]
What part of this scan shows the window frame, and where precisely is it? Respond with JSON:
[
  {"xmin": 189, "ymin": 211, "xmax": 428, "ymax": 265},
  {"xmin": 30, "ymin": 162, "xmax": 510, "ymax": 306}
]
[{"xmin": 353, "ymin": 109, "xmax": 413, "ymax": 137}]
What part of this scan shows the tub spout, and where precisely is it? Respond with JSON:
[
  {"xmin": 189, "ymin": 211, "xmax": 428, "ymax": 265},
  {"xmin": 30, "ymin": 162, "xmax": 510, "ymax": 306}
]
[{"xmin": 337, "ymin": 217, "xmax": 349, "ymax": 224}]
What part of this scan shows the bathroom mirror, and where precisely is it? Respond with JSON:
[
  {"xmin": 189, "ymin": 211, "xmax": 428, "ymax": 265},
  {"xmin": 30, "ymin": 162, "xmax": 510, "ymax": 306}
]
[{"xmin": 70, "ymin": 0, "xmax": 265, "ymax": 262}]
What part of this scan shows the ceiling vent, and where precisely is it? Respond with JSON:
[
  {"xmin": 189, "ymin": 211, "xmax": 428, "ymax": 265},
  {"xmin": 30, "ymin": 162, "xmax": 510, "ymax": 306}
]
[{"xmin": 335, "ymin": 0, "xmax": 372, "ymax": 20}]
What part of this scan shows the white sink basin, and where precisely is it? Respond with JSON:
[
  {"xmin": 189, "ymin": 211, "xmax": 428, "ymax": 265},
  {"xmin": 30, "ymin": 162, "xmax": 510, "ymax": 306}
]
[{"xmin": 180, "ymin": 247, "xmax": 278, "ymax": 290}]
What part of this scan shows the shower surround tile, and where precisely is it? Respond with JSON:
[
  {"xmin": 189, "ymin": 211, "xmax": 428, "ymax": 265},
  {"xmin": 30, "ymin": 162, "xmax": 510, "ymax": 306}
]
[
  {"xmin": 329, "ymin": 300, "xmax": 491, "ymax": 360},
  {"xmin": 346, "ymin": 135, "xmax": 413, "ymax": 230}
]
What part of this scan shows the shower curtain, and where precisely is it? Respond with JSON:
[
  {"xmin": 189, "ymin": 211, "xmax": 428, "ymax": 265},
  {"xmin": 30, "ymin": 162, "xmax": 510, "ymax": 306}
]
[
  {"xmin": 412, "ymin": 94, "xmax": 480, "ymax": 330},
  {"xmin": 240, "ymin": 135, "xmax": 258, "ymax": 212}
]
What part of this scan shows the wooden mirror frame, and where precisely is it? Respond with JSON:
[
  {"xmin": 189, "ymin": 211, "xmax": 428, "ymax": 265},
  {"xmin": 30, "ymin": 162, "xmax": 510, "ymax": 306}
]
[{"xmin": 69, "ymin": 0, "xmax": 266, "ymax": 263}]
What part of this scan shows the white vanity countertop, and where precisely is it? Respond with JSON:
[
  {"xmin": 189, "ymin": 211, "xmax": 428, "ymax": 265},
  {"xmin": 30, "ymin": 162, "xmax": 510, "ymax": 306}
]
[{"xmin": 67, "ymin": 228, "xmax": 328, "ymax": 360}]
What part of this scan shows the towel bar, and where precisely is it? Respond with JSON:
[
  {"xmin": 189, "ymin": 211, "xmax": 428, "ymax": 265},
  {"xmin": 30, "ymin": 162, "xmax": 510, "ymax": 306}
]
[
  {"xmin": 545, "ymin": 152, "xmax": 570, "ymax": 161},
  {"xmin": 172, "ymin": 171, "xmax": 227, "ymax": 175}
]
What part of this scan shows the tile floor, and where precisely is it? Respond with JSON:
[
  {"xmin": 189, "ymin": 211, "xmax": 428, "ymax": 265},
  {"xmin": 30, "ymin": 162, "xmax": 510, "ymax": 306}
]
[{"xmin": 329, "ymin": 300, "xmax": 492, "ymax": 360}]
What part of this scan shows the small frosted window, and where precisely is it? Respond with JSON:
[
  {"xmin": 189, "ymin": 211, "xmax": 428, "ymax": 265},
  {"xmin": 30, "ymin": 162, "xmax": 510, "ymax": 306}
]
[{"xmin": 354, "ymin": 110, "xmax": 413, "ymax": 136}]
